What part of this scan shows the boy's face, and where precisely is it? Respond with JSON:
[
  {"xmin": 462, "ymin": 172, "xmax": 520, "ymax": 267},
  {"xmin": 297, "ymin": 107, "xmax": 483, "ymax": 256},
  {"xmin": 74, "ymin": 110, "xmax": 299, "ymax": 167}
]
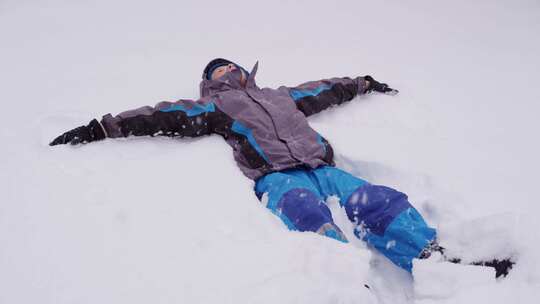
[{"xmin": 211, "ymin": 63, "xmax": 247, "ymax": 86}]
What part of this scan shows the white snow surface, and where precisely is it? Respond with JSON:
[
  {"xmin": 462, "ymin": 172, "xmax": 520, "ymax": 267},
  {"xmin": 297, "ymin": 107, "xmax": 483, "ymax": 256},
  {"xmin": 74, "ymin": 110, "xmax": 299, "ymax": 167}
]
[{"xmin": 1, "ymin": 0, "xmax": 540, "ymax": 303}]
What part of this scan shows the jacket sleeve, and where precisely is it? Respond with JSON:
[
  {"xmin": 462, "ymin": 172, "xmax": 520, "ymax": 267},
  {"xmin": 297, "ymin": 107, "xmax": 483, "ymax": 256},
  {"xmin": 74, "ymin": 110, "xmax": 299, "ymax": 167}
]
[
  {"xmin": 284, "ymin": 76, "xmax": 369, "ymax": 117},
  {"xmin": 100, "ymin": 99, "xmax": 216, "ymax": 139}
]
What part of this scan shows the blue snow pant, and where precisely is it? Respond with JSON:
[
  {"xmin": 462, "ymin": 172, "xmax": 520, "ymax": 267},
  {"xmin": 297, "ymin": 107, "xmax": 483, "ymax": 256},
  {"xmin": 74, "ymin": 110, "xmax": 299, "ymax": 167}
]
[{"xmin": 254, "ymin": 166, "xmax": 436, "ymax": 272}]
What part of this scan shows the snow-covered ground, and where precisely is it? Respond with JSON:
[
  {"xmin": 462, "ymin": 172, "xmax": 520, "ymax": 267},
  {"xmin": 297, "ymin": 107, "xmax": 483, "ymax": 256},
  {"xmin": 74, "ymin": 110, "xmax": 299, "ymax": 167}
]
[{"xmin": 1, "ymin": 0, "xmax": 539, "ymax": 303}]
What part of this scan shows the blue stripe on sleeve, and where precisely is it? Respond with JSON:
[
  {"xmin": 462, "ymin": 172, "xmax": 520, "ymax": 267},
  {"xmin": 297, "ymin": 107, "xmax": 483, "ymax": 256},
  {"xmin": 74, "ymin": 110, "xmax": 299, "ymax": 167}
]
[
  {"xmin": 289, "ymin": 84, "xmax": 332, "ymax": 101},
  {"xmin": 160, "ymin": 102, "xmax": 216, "ymax": 116}
]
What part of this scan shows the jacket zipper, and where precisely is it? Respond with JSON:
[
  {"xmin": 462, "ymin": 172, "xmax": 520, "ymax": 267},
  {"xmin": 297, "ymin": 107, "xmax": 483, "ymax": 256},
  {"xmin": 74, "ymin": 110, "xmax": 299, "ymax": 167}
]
[{"xmin": 245, "ymin": 90, "xmax": 302, "ymax": 163}]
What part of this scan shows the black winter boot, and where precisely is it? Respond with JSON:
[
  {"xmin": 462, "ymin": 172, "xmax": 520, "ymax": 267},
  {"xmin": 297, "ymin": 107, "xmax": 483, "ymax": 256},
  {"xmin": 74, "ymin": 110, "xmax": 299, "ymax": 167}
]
[{"xmin": 418, "ymin": 240, "xmax": 515, "ymax": 278}]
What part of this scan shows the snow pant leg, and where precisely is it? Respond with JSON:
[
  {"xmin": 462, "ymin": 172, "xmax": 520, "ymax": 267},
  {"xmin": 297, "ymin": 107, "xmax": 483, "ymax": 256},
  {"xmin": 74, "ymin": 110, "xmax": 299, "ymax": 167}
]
[
  {"xmin": 254, "ymin": 169, "xmax": 348, "ymax": 243},
  {"xmin": 308, "ymin": 166, "xmax": 436, "ymax": 271},
  {"xmin": 309, "ymin": 166, "xmax": 369, "ymax": 205},
  {"xmin": 344, "ymin": 183, "xmax": 437, "ymax": 272}
]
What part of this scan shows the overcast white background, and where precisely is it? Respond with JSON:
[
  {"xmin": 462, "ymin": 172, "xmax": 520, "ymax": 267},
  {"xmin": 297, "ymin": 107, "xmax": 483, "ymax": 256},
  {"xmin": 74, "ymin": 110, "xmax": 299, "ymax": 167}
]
[{"xmin": 1, "ymin": 0, "xmax": 539, "ymax": 303}]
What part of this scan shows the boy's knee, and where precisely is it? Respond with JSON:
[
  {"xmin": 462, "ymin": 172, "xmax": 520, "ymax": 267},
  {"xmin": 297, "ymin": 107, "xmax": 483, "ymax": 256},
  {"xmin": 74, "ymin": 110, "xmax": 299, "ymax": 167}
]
[
  {"xmin": 343, "ymin": 184, "xmax": 437, "ymax": 272},
  {"xmin": 344, "ymin": 184, "xmax": 411, "ymax": 235},
  {"xmin": 278, "ymin": 188, "xmax": 332, "ymax": 232}
]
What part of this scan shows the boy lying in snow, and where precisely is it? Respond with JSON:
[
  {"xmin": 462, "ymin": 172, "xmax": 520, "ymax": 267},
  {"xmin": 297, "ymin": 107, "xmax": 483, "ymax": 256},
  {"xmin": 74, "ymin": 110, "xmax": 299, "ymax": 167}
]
[{"xmin": 50, "ymin": 58, "xmax": 512, "ymax": 277}]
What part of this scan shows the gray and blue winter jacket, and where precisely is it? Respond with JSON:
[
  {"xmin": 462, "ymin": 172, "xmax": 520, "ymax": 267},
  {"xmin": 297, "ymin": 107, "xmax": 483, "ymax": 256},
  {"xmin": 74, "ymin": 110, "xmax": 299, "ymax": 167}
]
[{"xmin": 100, "ymin": 62, "xmax": 369, "ymax": 180}]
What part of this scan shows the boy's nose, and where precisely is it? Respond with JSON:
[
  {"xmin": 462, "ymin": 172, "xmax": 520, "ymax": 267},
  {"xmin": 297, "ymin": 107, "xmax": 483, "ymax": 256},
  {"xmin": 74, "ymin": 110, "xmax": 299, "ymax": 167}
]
[{"xmin": 228, "ymin": 64, "xmax": 237, "ymax": 71}]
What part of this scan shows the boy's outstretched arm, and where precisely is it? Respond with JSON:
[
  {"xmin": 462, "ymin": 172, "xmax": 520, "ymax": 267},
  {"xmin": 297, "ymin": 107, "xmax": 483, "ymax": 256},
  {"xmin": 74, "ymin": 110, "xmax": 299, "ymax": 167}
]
[
  {"xmin": 283, "ymin": 75, "xmax": 398, "ymax": 117},
  {"xmin": 49, "ymin": 99, "xmax": 215, "ymax": 146}
]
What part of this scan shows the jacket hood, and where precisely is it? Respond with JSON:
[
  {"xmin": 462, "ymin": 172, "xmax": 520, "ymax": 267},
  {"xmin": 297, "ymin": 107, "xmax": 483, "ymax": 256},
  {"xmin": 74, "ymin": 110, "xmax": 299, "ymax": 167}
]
[{"xmin": 200, "ymin": 61, "xmax": 259, "ymax": 98}]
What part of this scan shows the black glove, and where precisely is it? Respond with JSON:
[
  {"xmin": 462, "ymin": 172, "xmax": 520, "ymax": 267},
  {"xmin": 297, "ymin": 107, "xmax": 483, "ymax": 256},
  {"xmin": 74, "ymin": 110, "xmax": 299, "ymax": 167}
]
[
  {"xmin": 364, "ymin": 75, "xmax": 399, "ymax": 95},
  {"xmin": 49, "ymin": 119, "xmax": 106, "ymax": 146}
]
